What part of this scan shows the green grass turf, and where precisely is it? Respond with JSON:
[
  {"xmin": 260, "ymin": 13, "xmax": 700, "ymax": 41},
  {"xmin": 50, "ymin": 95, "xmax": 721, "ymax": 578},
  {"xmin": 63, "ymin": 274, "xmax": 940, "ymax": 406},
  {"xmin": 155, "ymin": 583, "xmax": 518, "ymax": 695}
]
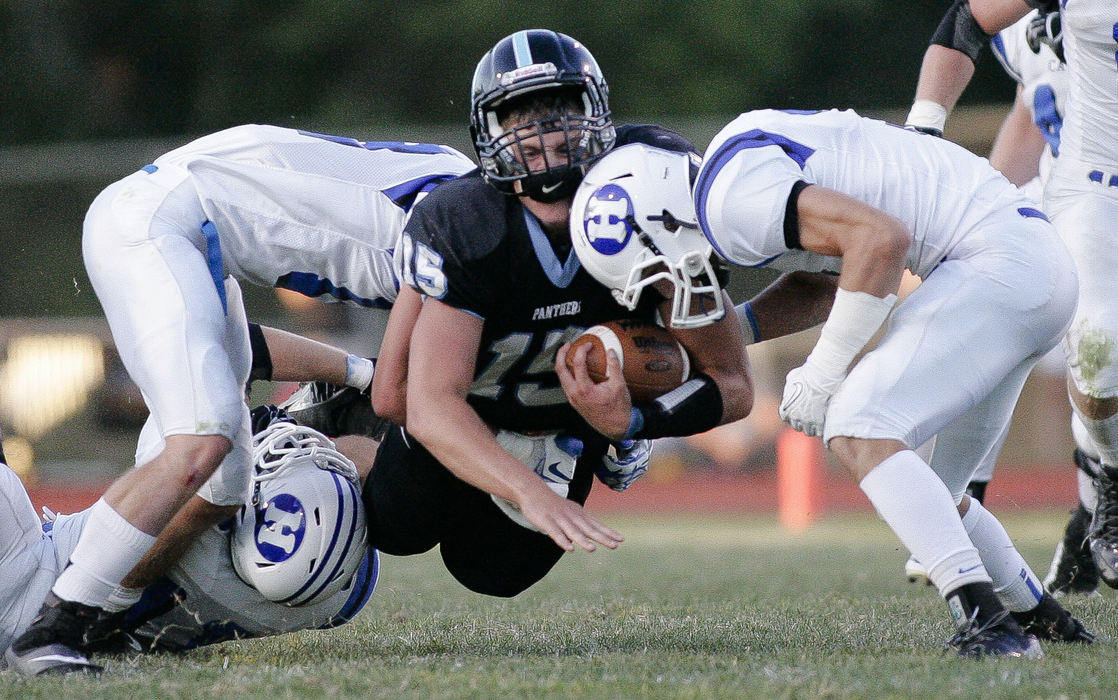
[{"xmin": 4, "ymin": 510, "xmax": 1117, "ymax": 699}]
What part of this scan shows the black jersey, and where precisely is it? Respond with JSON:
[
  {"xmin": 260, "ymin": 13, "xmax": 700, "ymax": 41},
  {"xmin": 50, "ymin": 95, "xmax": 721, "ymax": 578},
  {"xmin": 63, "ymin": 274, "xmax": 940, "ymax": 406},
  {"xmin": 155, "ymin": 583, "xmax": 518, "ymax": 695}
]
[{"xmin": 398, "ymin": 124, "xmax": 696, "ymax": 434}]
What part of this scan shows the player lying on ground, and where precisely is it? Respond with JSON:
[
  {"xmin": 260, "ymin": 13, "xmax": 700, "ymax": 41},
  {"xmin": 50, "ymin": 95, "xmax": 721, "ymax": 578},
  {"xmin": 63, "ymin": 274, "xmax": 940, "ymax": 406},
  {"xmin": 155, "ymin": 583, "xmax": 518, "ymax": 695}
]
[
  {"xmin": 0, "ymin": 408, "xmax": 378, "ymax": 672},
  {"xmin": 6, "ymin": 123, "xmax": 473, "ymax": 677}
]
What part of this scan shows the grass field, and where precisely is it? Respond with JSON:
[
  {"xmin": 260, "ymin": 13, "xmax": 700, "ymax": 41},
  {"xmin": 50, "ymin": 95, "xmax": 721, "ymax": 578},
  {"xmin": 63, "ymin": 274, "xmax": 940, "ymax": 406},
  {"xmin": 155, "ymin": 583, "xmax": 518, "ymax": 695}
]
[{"xmin": 3, "ymin": 510, "xmax": 1117, "ymax": 699}]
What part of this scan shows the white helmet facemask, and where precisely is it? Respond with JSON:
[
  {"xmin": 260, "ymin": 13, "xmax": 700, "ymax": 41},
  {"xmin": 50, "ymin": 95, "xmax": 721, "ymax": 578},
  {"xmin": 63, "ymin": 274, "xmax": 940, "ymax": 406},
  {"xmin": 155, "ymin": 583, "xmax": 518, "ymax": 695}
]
[{"xmin": 570, "ymin": 143, "xmax": 726, "ymax": 329}]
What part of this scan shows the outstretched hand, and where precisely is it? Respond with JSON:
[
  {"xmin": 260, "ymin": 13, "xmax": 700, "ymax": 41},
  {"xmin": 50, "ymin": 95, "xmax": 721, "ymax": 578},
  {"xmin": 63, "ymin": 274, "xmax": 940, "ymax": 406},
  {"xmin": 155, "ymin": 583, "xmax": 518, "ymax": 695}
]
[
  {"xmin": 518, "ymin": 482, "xmax": 624, "ymax": 552},
  {"xmin": 555, "ymin": 341, "xmax": 634, "ymax": 441}
]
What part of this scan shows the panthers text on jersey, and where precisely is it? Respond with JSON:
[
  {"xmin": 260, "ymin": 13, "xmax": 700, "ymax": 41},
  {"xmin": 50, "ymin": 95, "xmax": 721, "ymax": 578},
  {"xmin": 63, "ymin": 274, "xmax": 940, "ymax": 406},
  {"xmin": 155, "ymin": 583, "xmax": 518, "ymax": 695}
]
[{"xmin": 396, "ymin": 125, "xmax": 696, "ymax": 435}]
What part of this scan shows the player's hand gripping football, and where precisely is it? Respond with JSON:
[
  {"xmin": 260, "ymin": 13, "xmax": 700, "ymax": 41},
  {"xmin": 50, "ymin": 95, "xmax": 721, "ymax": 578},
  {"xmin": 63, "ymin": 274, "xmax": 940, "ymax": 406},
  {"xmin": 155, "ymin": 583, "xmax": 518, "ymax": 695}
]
[
  {"xmin": 555, "ymin": 340, "xmax": 632, "ymax": 441},
  {"xmin": 779, "ymin": 361, "xmax": 844, "ymax": 438}
]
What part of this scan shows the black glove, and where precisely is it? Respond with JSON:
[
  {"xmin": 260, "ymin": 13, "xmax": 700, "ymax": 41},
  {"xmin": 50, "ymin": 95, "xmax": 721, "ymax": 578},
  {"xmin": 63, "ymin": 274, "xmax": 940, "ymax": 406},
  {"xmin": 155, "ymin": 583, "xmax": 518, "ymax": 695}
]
[{"xmin": 1025, "ymin": 10, "xmax": 1064, "ymax": 63}]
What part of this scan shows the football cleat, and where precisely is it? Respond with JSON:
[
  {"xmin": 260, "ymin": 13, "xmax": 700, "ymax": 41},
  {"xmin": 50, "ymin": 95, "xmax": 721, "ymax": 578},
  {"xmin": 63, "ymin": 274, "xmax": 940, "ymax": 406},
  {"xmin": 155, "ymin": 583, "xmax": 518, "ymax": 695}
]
[
  {"xmin": 1043, "ymin": 503, "xmax": 1100, "ymax": 597},
  {"xmin": 1088, "ymin": 462, "xmax": 1118, "ymax": 589},
  {"xmin": 904, "ymin": 556, "xmax": 933, "ymax": 586},
  {"xmin": 4, "ymin": 594, "xmax": 113, "ymax": 676},
  {"xmin": 945, "ymin": 609, "xmax": 1044, "ymax": 659},
  {"xmin": 278, "ymin": 381, "xmax": 389, "ymax": 440},
  {"xmin": 1011, "ymin": 593, "xmax": 1095, "ymax": 643}
]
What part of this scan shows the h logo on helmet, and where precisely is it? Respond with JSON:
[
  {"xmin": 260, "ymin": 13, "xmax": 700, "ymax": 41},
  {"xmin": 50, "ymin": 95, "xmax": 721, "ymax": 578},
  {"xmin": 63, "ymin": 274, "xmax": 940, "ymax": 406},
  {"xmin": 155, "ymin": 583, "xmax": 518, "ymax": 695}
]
[
  {"xmin": 254, "ymin": 494, "xmax": 307, "ymax": 562},
  {"xmin": 582, "ymin": 184, "xmax": 633, "ymax": 255}
]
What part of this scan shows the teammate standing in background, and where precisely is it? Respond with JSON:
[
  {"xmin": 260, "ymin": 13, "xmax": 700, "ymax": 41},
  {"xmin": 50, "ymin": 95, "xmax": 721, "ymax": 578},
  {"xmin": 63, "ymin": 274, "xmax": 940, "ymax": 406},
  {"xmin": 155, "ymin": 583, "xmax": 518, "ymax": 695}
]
[
  {"xmin": 904, "ymin": 0, "xmax": 1118, "ymax": 592},
  {"xmin": 362, "ymin": 29, "xmax": 751, "ymax": 597},
  {"xmin": 989, "ymin": 10, "xmax": 1100, "ymax": 598},
  {"xmin": 5, "ymin": 125, "xmax": 474, "ymax": 676},
  {"xmin": 905, "ymin": 8, "xmax": 1094, "ymax": 594},
  {"xmin": 569, "ymin": 106, "xmax": 1092, "ymax": 657}
]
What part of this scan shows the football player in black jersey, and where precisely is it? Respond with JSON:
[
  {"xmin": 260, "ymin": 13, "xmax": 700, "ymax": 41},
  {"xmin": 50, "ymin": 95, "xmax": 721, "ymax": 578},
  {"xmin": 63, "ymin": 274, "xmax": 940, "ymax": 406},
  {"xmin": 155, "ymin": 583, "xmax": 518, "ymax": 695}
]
[{"xmin": 362, "ymin": 29, "xmax": 751, "ymax": 597}]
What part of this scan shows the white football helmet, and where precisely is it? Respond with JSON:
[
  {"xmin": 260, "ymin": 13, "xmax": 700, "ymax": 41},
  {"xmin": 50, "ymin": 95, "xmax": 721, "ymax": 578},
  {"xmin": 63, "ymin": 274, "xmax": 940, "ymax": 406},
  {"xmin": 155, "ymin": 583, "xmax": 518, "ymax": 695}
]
[
  {"xmin": 570, "ymin": 143, "xmax": 726, "ymax": 328},
  {"xmin": 231, "ymin": 420, "xmax": 369, "ymax": 607}
]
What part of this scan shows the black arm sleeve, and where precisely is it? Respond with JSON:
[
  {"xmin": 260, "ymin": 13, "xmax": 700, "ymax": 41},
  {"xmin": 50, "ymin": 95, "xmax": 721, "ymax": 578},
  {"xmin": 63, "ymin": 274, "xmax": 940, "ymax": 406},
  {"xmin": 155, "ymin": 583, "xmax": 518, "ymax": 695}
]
[
  {"xmin": 247, "ymin": 322, "xmax": 273, "ymax": 382},
  {"xmin": 930, "ymin": 0, "xmax": 991, "ymax": 63},
  {"xmin": 783, "ymin": 180, "xmax": 809, "ymax": 250},
  {"xmin": 627, "ymin": 373, "xmax": 725, "ymax": 440}
]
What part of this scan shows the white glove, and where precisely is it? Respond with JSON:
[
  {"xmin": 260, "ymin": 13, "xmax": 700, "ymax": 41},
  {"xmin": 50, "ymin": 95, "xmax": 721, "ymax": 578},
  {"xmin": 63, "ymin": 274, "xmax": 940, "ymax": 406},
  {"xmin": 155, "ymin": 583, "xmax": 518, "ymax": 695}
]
[
  {"xmin": 779, "ymin": 362, "xmax": 844, "ymax": 437},
  {"xmin": 596, "ymin": 439, "xmax": 652, "ymax": 491}
]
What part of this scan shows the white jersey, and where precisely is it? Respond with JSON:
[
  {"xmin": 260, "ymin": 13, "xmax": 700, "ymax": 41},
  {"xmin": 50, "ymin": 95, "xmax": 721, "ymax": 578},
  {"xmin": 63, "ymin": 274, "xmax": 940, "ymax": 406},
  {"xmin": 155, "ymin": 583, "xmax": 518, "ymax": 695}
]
[
  {"xmin": 695, "ymin": 109, "xmax": 1029, "ymax": 279},
  {"xmin": 1056, "ymin": 0, "xmax": 1118, "ymax": 169},
  {"xmin": 0, "ymin": 469, "xmax": 378, "ymax": 658},
  {"xmin": 150, "ymin": 124, "xmax": 476, "ymax": 307},
  {"xmin": 991, "ymin": 11, "xmax": 1068, "ymax": 184}
]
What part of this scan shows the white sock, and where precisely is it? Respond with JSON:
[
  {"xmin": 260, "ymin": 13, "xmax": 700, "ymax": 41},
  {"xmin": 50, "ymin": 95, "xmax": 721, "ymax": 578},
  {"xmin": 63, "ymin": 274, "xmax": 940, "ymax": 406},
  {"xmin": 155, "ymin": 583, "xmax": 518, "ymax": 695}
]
[
  {"xmin": 859, "ymin": 450, "xmax": 989, "ymax": 595},
  {"xmin": 52, "ymin": 498, "xmax": 156, "ymax": 609},
  {"xmin": 961, "ymin": 499, "xmax": 1044, "ymax": 611},
  {"xmin": 1079, "ymin": 469, "xmax": 1099, "ymax": 512}
]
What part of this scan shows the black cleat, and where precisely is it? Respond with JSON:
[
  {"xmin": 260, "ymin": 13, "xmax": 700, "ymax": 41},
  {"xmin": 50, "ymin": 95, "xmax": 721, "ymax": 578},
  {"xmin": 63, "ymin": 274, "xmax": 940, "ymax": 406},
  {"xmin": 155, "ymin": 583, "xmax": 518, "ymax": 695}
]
[
  {"xmin": 1088, "ymin": 461, "xmax": 1118, "ymax": 589},
  {"xmin": 946, "ymin": 610, "xmax": 1044, "ymax": 658},
  {"xmin": 4, "ymin": 594, "xmax": 109, "ymax": 676},
  {"xmin": 944, "ymin": 582, "xmax": 1044, "ymax": 659},
  {"xmin": 279, "ymin": 381, "xmax": 388, "ymax": 439},
  {"xmin": 1043, "ymin": 502, "xmax": 1100, "ymax": 597},
  {"xmin": 1011, "ymin": 593, "xmax": 1095, "ymax": 643}
]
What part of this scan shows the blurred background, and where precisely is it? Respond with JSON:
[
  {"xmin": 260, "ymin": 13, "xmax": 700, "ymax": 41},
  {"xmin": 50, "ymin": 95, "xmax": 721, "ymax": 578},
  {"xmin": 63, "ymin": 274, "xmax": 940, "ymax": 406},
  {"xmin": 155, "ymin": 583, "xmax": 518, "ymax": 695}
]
[{"xmin": 0, "ymin": 1, "xmax": 1072, "ymax": 500}]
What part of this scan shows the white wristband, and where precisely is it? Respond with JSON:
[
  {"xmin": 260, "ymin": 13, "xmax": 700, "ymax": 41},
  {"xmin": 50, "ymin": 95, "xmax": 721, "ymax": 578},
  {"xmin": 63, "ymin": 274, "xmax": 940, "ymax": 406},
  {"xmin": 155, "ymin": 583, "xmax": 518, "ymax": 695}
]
[
  {"xmin": 805, "ymin": 288, "xmax": 897, "ymax": 381},
  {"xmin": 734, "ymin": 301, "xmax": 760, "ymax": 345},
  {"xmin": 905, "ymin": 99, "xmax": 948, "ymax": 134},
  {"xmin": 344, "ymin": 355, "xmax": 375, "ymax": 392}
]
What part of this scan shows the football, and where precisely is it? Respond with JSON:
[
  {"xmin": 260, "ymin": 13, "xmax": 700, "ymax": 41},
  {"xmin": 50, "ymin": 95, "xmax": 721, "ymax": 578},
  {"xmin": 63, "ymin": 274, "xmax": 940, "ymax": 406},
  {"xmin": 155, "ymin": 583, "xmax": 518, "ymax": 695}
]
[{"xmin": 566, "ymin": 320, "xmax": 691, "ymax": 402}]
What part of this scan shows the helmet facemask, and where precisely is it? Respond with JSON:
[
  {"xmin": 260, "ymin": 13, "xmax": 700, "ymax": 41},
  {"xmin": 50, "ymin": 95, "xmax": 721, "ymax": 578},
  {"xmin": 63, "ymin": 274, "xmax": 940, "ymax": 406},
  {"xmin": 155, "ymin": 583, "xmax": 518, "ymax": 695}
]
[
  {"xmin": 616, "ymin": 216, "xmax": 726, "ymax": 329},
  {"xmin": 231, "ymin": 420, "xmax": 368, "ymax": 607},
  {"xmin": 480, "ymin": 88, "xmax": 612, "ymax": 202},
  {"xmin": 470, "ymin": 30, "xmax": 615, "ymax": 200}
]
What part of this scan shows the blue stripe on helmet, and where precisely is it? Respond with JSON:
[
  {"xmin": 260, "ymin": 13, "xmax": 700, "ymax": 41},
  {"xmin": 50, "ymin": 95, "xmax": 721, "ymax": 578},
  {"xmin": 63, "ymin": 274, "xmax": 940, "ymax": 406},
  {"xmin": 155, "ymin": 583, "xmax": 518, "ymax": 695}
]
[
  {"xmin": 280, "ymin": 472, "xmax": 357, "ymax": 605},
  {"xmin": 512, "ymin": 30, "xmax": 532, "ymax": 67}
]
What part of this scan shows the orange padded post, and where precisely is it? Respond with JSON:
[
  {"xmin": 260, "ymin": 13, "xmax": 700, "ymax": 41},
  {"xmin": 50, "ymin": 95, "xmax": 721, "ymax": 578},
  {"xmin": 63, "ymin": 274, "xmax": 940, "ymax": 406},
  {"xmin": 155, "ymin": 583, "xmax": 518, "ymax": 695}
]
[{"xmin": 776, "ymin": 428, "xmax": 823, "ymax": 531}]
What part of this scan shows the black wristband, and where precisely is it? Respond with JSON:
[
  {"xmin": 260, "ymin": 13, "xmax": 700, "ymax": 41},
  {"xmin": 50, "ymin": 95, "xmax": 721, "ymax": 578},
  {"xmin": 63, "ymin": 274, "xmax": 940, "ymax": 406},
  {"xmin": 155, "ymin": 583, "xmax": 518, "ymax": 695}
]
[
  {"xmin": 625, "ymin": 373, "xmax": 724, "ymax": 440},
  {"xmin": 248, "ymin": 322, "xmax": 273, "ymax": 382}
]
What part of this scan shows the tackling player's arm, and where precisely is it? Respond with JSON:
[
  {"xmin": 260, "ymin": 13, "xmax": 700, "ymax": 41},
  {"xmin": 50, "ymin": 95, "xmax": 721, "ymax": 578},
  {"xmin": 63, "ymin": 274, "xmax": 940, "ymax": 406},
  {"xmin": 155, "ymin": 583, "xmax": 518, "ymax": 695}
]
[
  {"xmin": 739, "ymin": 271, "xmax": 838, "ymax": 343},
  {"xmin": 776, "ymin": 184, "xmax": 906, "ymax": 436},
  {"xmin": 370, "ymin": 285, "xmax": 423, "ymax": 425},
  {"xmin": 405, "ymin": 297, "xmax": 623, "ymax": 553}
]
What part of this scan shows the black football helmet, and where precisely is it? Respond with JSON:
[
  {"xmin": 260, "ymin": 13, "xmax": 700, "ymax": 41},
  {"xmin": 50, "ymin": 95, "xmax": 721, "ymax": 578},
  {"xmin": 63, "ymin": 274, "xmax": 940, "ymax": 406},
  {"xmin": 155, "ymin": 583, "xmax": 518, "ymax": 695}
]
[{"xmin": 470, "ymin": 29, "xmax": 615, "ymax": 202}]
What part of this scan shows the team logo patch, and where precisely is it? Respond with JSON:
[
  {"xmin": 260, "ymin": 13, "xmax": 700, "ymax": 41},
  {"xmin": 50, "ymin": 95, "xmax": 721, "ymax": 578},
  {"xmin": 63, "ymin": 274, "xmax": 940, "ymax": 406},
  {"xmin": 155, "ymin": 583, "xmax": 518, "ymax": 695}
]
[
  {"xmin": 254, "ymin": 493, "xmax": 306, "ymax": 562},
  {"xmin": 583, "ymin": 183, "xmax": 634, "ymax": 255}
]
